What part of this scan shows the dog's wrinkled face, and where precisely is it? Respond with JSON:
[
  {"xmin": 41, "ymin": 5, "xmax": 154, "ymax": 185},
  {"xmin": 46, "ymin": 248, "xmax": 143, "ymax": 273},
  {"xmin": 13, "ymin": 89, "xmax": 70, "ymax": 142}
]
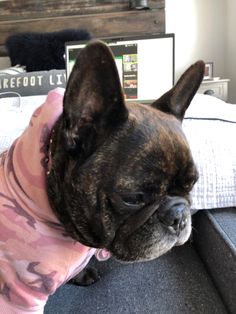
[{"xmin": 47, "ymin": 41, "xmax": 204, "ymax": 262}]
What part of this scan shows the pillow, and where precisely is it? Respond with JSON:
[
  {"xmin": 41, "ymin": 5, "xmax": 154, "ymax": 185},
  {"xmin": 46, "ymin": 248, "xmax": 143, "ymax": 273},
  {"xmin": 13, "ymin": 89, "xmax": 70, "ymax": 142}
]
[
  {"xmin": 5, "ymin": 29, "xmax": 91, "ymax": 72},
  {"xmin": 185, "ymin": 93, "xmax": 236, "ymax": 123},
  {"xmin": 0, "ymin": 69, "xmax": 66, "ymax": 97}
]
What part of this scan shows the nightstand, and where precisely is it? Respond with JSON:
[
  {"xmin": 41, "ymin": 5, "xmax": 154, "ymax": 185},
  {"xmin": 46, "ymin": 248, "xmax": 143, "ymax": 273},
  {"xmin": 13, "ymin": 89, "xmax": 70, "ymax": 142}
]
[{"xmin": 198, "ymin": 79, "xmax": 230, "ymax": 101}]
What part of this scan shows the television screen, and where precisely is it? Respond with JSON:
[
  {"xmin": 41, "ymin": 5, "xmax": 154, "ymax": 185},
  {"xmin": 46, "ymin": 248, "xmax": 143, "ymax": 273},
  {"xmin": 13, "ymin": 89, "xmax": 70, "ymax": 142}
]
[{"xmin": 66, "ymin": 33, "xmax": 174, "ymax": 103}]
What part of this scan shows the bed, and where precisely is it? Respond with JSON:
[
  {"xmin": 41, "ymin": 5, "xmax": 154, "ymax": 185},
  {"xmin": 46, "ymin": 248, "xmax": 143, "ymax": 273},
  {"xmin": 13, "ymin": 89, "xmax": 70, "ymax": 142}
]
[{"xmin": 0, "ymin": 78, "xmax": 235, "ymax": 213}]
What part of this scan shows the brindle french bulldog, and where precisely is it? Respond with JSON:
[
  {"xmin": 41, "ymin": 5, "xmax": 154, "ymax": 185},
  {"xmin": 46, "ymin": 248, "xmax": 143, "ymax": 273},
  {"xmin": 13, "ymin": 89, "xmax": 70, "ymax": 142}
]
[
  {"xmin": 0, "ymin": 40, "xmax": 205, "ymax": 312},
  {"xmin": 47, "ymin": 40, "xmax": 204, "ymax": 266}
]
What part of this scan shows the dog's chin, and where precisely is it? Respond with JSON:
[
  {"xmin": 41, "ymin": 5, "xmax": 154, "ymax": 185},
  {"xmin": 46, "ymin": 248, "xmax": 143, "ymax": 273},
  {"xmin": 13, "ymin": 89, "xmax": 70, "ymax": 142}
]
[{"xmin": 109, "ymin": 217, "xmax": 192, "ymax": 263}]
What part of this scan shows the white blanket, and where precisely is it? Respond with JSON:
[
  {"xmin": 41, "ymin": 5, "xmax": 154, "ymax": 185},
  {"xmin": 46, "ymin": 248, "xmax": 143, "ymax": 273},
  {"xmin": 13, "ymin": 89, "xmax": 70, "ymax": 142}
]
[{"xmin": 184, "ymin": 94, "xmax": 236, "ymax": 211}]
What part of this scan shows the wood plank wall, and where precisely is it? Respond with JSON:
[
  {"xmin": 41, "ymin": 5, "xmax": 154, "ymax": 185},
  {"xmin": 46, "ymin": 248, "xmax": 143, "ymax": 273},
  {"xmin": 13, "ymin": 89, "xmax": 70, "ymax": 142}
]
[{"xmin": 0, "ymin": 0, "xmax": 165, "ymax": 55}]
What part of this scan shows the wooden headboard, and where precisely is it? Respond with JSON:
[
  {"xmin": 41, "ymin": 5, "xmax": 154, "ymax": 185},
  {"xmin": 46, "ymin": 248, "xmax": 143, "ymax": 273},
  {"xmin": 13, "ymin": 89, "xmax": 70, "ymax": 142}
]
[{"xmin": 0, "ymin": 0, "xmax": 165, "ymax": 56}]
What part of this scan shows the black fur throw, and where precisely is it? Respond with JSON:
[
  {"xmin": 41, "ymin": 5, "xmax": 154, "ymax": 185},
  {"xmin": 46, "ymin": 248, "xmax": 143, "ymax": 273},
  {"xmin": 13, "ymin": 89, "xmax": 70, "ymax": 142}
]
[{"xmin": 5, "ymin": 29, "xmax": 91, "ymax": 72}]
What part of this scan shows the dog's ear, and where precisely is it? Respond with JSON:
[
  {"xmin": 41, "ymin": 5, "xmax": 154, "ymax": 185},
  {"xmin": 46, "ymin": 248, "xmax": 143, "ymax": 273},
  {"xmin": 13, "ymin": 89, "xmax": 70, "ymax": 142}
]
[
  {"xmin": 62, "ymin": 40, "xmax": 128, "ymax": 153},
  {"xmin": 152, "ymin": 61, "xmax": 205, "ymax": 121}
]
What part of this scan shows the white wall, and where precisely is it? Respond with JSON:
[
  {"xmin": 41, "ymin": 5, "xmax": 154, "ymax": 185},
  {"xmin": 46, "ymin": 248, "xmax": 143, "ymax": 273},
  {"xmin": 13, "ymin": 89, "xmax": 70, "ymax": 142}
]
[
  {"xmin": 226, "ymin": 0, "xmax": 236, "ymax": 103},
  {"xmin": 166, "ymin": 0, "xmax": 228, "ymax": 95}
]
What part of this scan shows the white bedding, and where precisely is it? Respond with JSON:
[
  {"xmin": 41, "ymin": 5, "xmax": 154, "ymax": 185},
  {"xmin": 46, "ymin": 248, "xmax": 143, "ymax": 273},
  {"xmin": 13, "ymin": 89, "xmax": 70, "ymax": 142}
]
[
  {"xmin": 184, "ymin": 94, "xmax": 236, "ymax": 211},
  {"xmin": 0, "ymin": 93, "xmax": 235, "ymax": 211},
  {"xmin": 0, "ymin": 95, "xmax": 46, "ymax": 151}
]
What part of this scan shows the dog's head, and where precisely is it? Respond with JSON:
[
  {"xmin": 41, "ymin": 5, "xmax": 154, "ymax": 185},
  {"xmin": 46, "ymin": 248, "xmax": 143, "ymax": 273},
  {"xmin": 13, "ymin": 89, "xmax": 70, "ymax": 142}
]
[{"xmin": 47, "ymin": 40, "xmax": 204, "ymax": 262}]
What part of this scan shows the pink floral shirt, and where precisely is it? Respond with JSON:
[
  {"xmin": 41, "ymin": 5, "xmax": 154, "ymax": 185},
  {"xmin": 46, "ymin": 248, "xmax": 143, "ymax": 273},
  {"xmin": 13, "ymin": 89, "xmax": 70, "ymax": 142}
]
[{"xmin": 0, "ymin": 88, "xmax": 109, "ymax": 313}]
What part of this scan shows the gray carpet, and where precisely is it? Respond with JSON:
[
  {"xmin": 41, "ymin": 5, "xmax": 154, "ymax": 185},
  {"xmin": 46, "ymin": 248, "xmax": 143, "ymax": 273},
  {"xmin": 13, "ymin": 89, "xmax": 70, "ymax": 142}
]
[{"xmin": 45, "ymin": 242, "xmax": 227, "ymax": 314}]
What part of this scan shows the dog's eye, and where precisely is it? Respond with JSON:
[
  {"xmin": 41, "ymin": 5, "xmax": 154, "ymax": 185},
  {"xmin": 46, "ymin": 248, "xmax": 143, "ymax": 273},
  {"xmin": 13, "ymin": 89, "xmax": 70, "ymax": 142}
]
[
  {"xmin": 121, "ymin": 192, "xmax": 146, "ymax": 210},
  {"xmin": 108, "ymin": 192, "xmax": 147, "ymax": 214}
]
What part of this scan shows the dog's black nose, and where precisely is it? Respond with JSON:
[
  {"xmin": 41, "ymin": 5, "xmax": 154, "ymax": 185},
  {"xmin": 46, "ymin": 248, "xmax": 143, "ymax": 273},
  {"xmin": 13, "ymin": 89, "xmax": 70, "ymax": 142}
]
[{"xmin": 157, "ymin": 197, "xmax": 189, "ymax": 234}]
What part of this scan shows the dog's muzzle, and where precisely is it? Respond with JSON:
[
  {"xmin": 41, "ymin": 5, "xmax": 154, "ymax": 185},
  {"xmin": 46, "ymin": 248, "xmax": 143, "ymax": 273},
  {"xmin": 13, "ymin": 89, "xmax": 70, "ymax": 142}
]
[{"xmin": 114, "ymin": 195, "xmax": 190, "ymax": 242}]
